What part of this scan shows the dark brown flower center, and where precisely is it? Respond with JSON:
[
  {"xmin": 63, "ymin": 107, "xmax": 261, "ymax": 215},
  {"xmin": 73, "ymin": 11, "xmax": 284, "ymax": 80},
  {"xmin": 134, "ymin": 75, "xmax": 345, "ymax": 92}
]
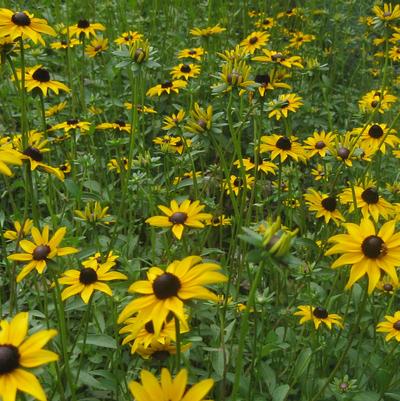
[
  {"xmin": 361, "ymin": 235, "xmax": 385, "ymax": 259},
  {"xmin": 313, "ymin": 307, "xmax": 328, "ymax": 319},
  {"xmin": 133, "ymin": 48, "xmax": 145, "ymax": 62},
  {"xmin": 272, "ymin": 52, "xmax": 285, "ymax": 61},
  {"xmin": 368, "ymin": 124, "xmax": 384, "ymax": 138},
  {"xmin": 152, "ymin": 350, "xmax": 170, "ymax": 361},
  {"xmin": 371, "ymin": 100, "xmax": 379, "ymax": 108},
  {"xmin": 180, "ymin": 64, "xmax": 191, "ymax": 73},
  {"xmin": 152, "ymin": 272, "xmax": 181, "ymax": 299},
  {"xmin": 0, "ymin": 345, "xmax": 20, "ymax": 374},
  {"xmin": 383, "ymin": 283, "xmax": 393, "ymax": 292},
  {"xmin": 276, "ymin": 136, "xmax": 292, "ymax": 150},
  {"xmin": 94, "ymin": 45, "xmax": 102, "ymax": 51},
  {"xmin": 115, "ymin": 119, "xmax": 126, "ymax": 127},
  {"xmin": 79, "ymin": 268, "xmax": 98, "ymax": 285},
  {"xmin": 321, "ymin": 196, "xmax": 337, "ymax": 211},
  {"xmin": 23, "ymin": 146, "xmax": 43, "ymax": 162},
  {"xmin": 33, "ymin": 245, "xmax": 51, "ymax": 260},
  {"xmin": 161, "ymin": 81, "xmax": 173, "ymax": 88},
  {"xmin": 233, "ymin": 177, "xmax": 243, "ymax": 186},
  {"xmin": 315, "ymin": 141, "xmax": 325, "ymax": 149},
  {"xmin": 255, "ymin": 73, "xmax": 270, "ymax": 85},
  {"xmin": 212, "ymin": 217, "xmax": 221, "ymax": 224},
  {"xmin": 393, "ymin": 321, "xmax": 400, "ymax": 330},
  {"xmin": 32, "ymin": 68, "xmax": 50, "ymax": 83},
  {"xmin": 67, "ymin": 119, "xmax": 79, "ymax": 125},
  {"xmin": 169, "ymin": 212, "xmax": 187, "ymax": 224},
  {"xmin": 144, "ymin": 321, "xmax": 155, "ymax": 333},
  {"xmin": 77, "ymin": 19, "xmax": 90, "ymax": 29},
  {"xmin": 188, "ymin": 50, "xmax": 196, "ymax": 55},
  {"xmin": 11, "ymin": 12, "xmax": 31, "ymax": 26},
  {"xmin": 249, "ymin": 36, "xmax": 258, "ymax": 44},
  {"xmin": 197, "ymin": 119, "xmax": 207, "ymax": 129},
  {"xmin": 361, "ymin": 188, "xmax": 379, "ymax": 204},
  {"xmin": 337, "ymin": 147, "xmax": 350, "ymax": 160}
]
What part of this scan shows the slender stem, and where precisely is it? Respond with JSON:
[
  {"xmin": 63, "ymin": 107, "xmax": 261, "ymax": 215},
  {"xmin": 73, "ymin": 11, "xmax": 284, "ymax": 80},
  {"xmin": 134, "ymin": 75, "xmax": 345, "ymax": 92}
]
[{"xmin": 174, "ymin": 315, "xmax": 181, "ymax": 372}]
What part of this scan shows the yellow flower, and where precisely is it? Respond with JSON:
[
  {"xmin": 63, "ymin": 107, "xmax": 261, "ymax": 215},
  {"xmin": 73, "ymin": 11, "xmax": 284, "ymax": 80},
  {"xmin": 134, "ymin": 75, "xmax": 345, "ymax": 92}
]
[
  {"xmin": 162, "ymin": 110, "xmax": 186, "ymax": 130},
  {"xmin": 240, "ymin": 31, "xmax": 270, "ymax": 54},
  {"xmin": 0, "ymin": 9, "xmax": 56, "ymax": 45},
  {"xmin": 260, "ymin": 134, "xmax": 305, "ymax": 162},
  {"xmin": 50, "ymin": 38, "xmax": 80, "ymax": 49},
  {"xmin": 267, "ymin": 93, "xmax": 303, "ymax": 120},
  {"xmin": 59, "ymin": 259, "xmax": 127, "ymax": 304},
  {"xmin": 304, "ymin": 189, "xmax": 345, "ymax": 225},
  {"xmin": 233, "ymin": 158, "xmax": 277, "ymax": 174},
  {"xmin": 66, "ymin": 19, "xmax": 105, "ymax": 38},
  {"xmin": 184, "ymin": 103, "xmax": 213, "ymax": 134},
  {"xmin": 146, "ymin": 199, "xmax": 211, "ymax": 240},
  {"xmin": 85, "ymin": 37, "xmax": 108, "ymax": 57},
  {"xmin": 170, "ymin": 63, "xmax": 201, "ymax": 80},
  {"xmin": 224, "ymin": 174, "xmax": 255, "ymax": 195},
  {"xmin": 352, "ymin": 123, "xmax": 399, "ymax": 154},
  {"xmin": 114, "ymin": 30, "xmax": 142, "ymax": 46},
  {"xmin": 50, "ymin": 119, "xmax": 91, "ymax": 133},
  {"xmin": 118, "ymin": 255, "xmax": 227, "ymax": 334},
  {"xmin": 129, "ymin": 368, "xmax": 213, "ymax": 401},
  {"xmin": 134, "ymin": 338, "xmax": 191, "ymax": 360},
  {"xmin": 146, "ymin": 80, "xmax": 187, "ymax": 97},
  {"xmin": 373, "ymin": 3, "xmax": 400, "ymax": 22},
  {"xmin": 303, "ymin": 131, "xmax": 336, "ymax": 158},
  {"xmin": 294, "ymin": 306, "xmax": 343, "ymax": 329},
  {"xmin": 74, "ymin": 201, "xmax": 113, "ymax": 224},
  {"xmin": 96, "ymin": 120, "xmax": 131, "ymax": 133},
  {"xmin": 153, "ymin": 135, "xmax": 191, "ymax": 154},
  {"xmin": 252, "ymin": 49, "xmax": 303, "ymax": 69},
  {"xmin": 8, "ymin": 225, "xmax": 78, "ymax": 282},
  {"xmin": 124, "ymin": 103, "xmax": 157, "ymax": 114},
  {"xmin": 45, "ymin": 101, "xmax": 67, "ymax": 117},
  {"xmin": 3, "ymin": 219, "xmax": 33, "ymax": 241},
  {"xmin": 0, "ymin": 145, "xmax": 23, "ymax": 176},
  {"xmin": 177, "ymin": 47, "xmax": 205, "ymax": 60},
  {"xmin": 23, "ymin": 65, "xmax": 70, "ymax": 96},
  {"xmin": 0, "ymin": 312, "xmax": 58, "ymax": 401},
  {"xmin": 325, "ymin": 218, "xmax": 400, "ymax": 294},
  {"xmin": 377, "ymin": 311, "xmax": 400, "ymax": 342},
  {"xmin": 288, "ymin": 31, "xmax": 316, "ymax": 49},
  {"xmin": 358, "ymin": 90, "xmax": 397, "ymax": 114},
  {"xmin": 205, "ymin": 214, "xmax": 232, "ymax": 226},
  {"xmin": 190, "ymin": 24, "xmax": 225, "ymax": 37},
  {"xmin": 107, "ymin": 157, "xmax": 129, "ymax": 173}
]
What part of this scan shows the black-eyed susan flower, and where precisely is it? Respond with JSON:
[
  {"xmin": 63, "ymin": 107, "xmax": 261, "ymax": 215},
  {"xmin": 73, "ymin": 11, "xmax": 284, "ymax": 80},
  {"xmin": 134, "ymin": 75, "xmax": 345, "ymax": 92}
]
[
  {"xmin": 162, "ymin": 109, "xmax": 185, "ymax": 130},
  {"xmin": 67, "ymin": 19, "xmax": 105, "ymax": 39},
  {"xmin": 120, "ymin": 315, "xmax": 189, "ymax": 354},
  {"xmin": 146, "ymin": 79, "xmax": 187, "ymax": 97},
  {"xmin": 24, "ymin": 65, "xmax": 70, "ymax": 96},
  {"xmin": 224, "ymin": 174, "xmax": 255, "ymax": 196},
  {"xmin": 329, "ymin": 131, "xmax": 359, "ymax": 167},
  {"xmin": 303, "ymin": 131, "xmax": 336, "ymax": 158},
  {"xmin": 146, "ymin": 200, "xmax": 211, "ymax": 240},
  {"xmin": 288, "ymin": 31, "xmax": 316, "ymax": 48},
  {"xmin": 240, "ymin": 31, "xmax": 270, "ymax": 54},
  {"xmin": 304, "ymin": 189, "xmax": 345, "ymax": 225},
  {"xmin": 389, "ymin": 46, "xmax": 400, "ymax": 61},
  {"xmin": 358, "ymin": 90, "xmax": 397, "ymax": 113},
  {"xmin": 352, "ymin": 123, "xmax": 399, "ymax": 154},
  {"xmin": 170, "ymin": 63, "xmax": 200, "ymax": 80},
  {"xmin": 267, "ymin": 93, "xmax": 303, "ymax": 120},
  {"xmin": 0, "ymin": 9, "xmax": 56, "ymax": 45},
  {"xmin": 107, "ymin": 157, "xmax": 129, "ymax": 173},
  {"xmin": 85, "ymin": 37, "xmax": 108, "ymax": 57},
  {"xmin": 173, "ymin": 171, "xmax": 202, "ymax": 185},
  {"xmin": 325, "ymin": 218, "xmax": 400, "ymax": 293},
  {"xmin": 190, "ymin": 24, "xmax": 225, "ymax": 37},
  {"xmin": 118, "ymin": 255, "xmax": 227, "ymax": 334},
  {"xmin": 373, "ymin": 3, "xmax": 400, "ymax": 22},
  {"xmin": 59, "ymin": 161, "xmax": 71, "ymax": 174},
  {"xmin": 255, "ymin": 16, "xmax": 275, "ymax": 30},
  {"xmin": 0, "ymin": 312, "xmax": 58, "ymax": 401},
  {"xmin": 96, "ymin": 120, "xmax": 131, "ymax": 133},
  {"xmin": 214, "ymin": 60, "xmax": 256, "ymax": 93},
  {"xmin": 45, "ymin": 101, "xmax": 67, "ymax": 117},
  {"xmin": 74, "ymin": 201, "xmax": 113, "ymax": 224},
  {"xmin": 51, "ymin": 119, "xmax": 91, "ymax": 133},
  {"xmin": 185, "ymin": 103, "xmax": 213, "ymax": 134},
  {"xmin": 124, "ymin": 102, "xmax": 157, "ymax": 114},
  {"xmin": 153, "ymin": 135, "xmax": 191, "ymax": 154},
  {"xmin": 311, "ymin": 163, "xmax": 329, "ymax": 181},
  {"xmin": 129, "ymin": 368, "xmax": 213, "ymax": 401},
  {"xmin": 233, "ymin": 158, "xmax": 277, "ymax": 175},
  {"xmin": 205, "ymin": 214, "xmax": 231, "ymax": 226},
  {"xmin": 177, "ymin": 47, "xmax": 205, "ymax": 60},
  {"xmin": 340, "ymin": 186, "xmax": 393, "ymax": 222},
  {"xmin": 260, "ymin": 134, "xmax": 305, "ymax": 162},
  {"xmin": 377, "ymin": 311, "xmax": 400, "ymax": 342},
  {"xmin": 252, "ymin": 49, "xmax": 303, "ymax": 69},
  {"xmin": 3, "ymin": 219, "xmax": 33, "ymax": 241},
  {"xmin": 252, "ymin": 72, "xmax": 291, "ymax": 97},
  {"xmin": 50, "ymin": 38, "xmax": 80, "ymax": 49},
  {"xmin": 277, "ymin": 7, "xmax": 299, "ymax": 18},
  {"xmin": 114, "ymin": 30, "xmax": 142, "ymax": 46},
  {"xmin": 59, "ymin": 259, "xmax": 127, "ymax": 304},
  {"xmin": 135, "ymin": 338, "xmax": 191, "ymax": 360},
  {"xmin": 8, "ymin": 225, "xmax": 78, "ymax": 282},
  {"xmin": 294, "ymin": 306, "xmax": 343, "ymax": 329},
  {"xmin": 217, "ymin": 45, "xmax": 248, "ymax": 62},
  {"xmin": 376, "ymin": 276, "xmax": 399, "ymax": 294}
]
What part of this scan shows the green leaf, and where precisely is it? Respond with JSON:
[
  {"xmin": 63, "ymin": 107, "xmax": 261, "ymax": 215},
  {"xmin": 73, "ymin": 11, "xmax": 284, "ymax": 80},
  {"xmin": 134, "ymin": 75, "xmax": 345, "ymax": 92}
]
[
  {"xmin": 292, "ymin": 348, "xmax": 312, "ymax": 381},
  {"xmin": 353, "ymin": 391, "xmax": 380, "ymax": 401},
  {"xmin": 272, "ymin": 384, "xmax": 290, "ymax": 401},
  {"xmin": 79, "ymin": 334, "xmax": 117, "ymax": 349}
]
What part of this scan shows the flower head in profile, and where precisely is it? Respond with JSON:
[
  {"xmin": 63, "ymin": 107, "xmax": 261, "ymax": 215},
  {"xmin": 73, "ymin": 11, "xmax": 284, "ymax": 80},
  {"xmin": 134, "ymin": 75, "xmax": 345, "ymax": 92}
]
[
  {"xmin": 0, "ymin": 9, "xmax": 56, "ymax": 45},
  {"xmin": 252, "ymin": 49, "xmax": 303, "ymax": 69},
  {"xmin": 67, "ymin": 19, "xmax": 105, "ymax": 39},
  {"xmin": 177, "ymin": 47, "xmax": 205, "ymax": 60},
  {"xmin": 162, "ymin": 110, "xmax": 186, "ymax": 131},
  {"xmin": 146, "ymin": 199, "xmax": 211, "ymax": 239},
  {"xmin": 128, "ymin": 368, "xmax": 213, "ymax": 401},
  {"xmin": 51, "ymin": 119, "xmax": 91, "ymax": 133},
  {"xmin": 134, "ymin": 338, "xmax": 191, "ymax": 360},
  {"xmin": 45, "ymin": 101, "xmax": 67, "ymax": 117},
  {"xmin": 190, "ymin": 24, "xmax": 225, "ymax": 37},
  {"xmin": 146, "ymin": 80, "xmax": 187, "ymax": 97},
  {"xmin": 118, "ymin": 255, "xmax": 227, "ymax": 334},
  {"xmin": 214, "ymin": 59, "xmax": 256, "ymax": 93},
  {"xmin": 8, "ymin": 225, "xmax": 78, "ymax": 282},
  {"xmin": 326, "ymin": 218, "xmax": 400, "ymax": 293},
  {"xmin": 74, "ymin": 201, "xmax": 113, "ymax": 224},
  {"xmin": 96, "ymin": 120, "xmax": 131, "ymax": 133},
  {"xmin": 59, "ymin": 257, "xmax": 127, "ymax": 304},
  {"xmin": 0, "ymin": 312, "xmax": 58, "ymax": 401},
  {"xmin": 3, "ymin": 219, "xmax": 33, "ymax": 241},
  {"xmin": 377, "ymin": 311, "xmax": 400, "ymax": 341},
  {"xmin": 294, "ymin": 305, "xmax": 343, "ymax": 329},
  {"xmin": 373, "ymin": 3, "xmax": 400, "ymax": 23},
  {"xmin": 184, "ymin": 103, "xmax": 213, "ymax": 134}
]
